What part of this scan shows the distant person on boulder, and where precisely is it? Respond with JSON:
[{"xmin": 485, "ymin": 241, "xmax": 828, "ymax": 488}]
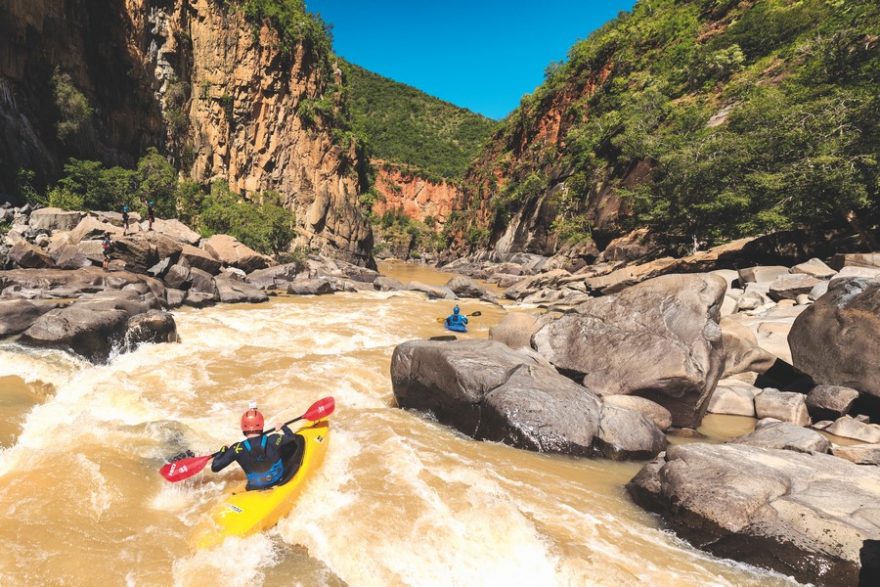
[
  {"xmin": 142, "ymin": 198, "xmax": 155, "ymax": 231},
  {"xmin": 101, "ymin": 234, "xmax": 112, "ymax": 270},
  {"xmin": 444, "ymin": 305, "xmax": 468, "ymax": 332},
  {"xmin": 121, "ymin": 204, "xmax": 130, "ymax": 234},
  {"xmin": 211, "ymin": 403, "xmax": 304, "ymax": 491}
]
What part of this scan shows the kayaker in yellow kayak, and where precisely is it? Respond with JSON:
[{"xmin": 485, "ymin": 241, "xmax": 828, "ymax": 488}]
[{"xmin": 211, "ymin": 402, "xmax": 304, "ymax": 490}]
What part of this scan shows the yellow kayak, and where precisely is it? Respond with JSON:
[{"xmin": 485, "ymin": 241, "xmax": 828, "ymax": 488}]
[{"xmin": 195, "ymin": 420, "xmax": 330, "ymax": 549}]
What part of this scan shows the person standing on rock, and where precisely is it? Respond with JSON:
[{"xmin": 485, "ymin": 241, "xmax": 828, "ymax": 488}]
[
  {"xmin": 121, "ymin": 204, "xmax": 130, "ymax": 234},
  {"xmin": 146, "ymin": 199, "xmax": 155, "ymax": 231},
  {"xmin": 210, "ymin": 402, "xmax": 304, "ymax": 490},
  {"xmin": 101, "ymin": 234, "xmax": 112, "ymax": 270},
  {"xmin": 444, "ymin": 305, "xmax": 468, "ymax": 332}
]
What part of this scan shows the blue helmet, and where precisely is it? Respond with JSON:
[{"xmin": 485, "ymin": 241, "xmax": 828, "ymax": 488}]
[{"xmin": 453, "ymin": 305, "xmax": 460, "ymax": 314}]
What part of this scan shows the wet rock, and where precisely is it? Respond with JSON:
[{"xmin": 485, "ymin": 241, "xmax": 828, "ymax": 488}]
[
  {"xmin": 28, "ymin": 208, "xmax": 83, "ymax": 231},
  {"xmin": 391, "ymin": 340, "xmax": 665, "ymax": 459},
  {"xmin": 533, "ymin": 273, "xmax": 726, "ymax": 428},
  {"xmin": 446, "ymin": 275, "xmax": 488, "ymax": 298},
  {"xmin": 184, "ymin": 268, "xmax": 219, "ymax": 307},
  {"xmin": 806, "ymin": 385, "xmax": 860, "ymax": 421},
  {"xmin": 488, "ymin": 313, "xmax": 538, "ymax": 350},
  {"xmin": 372, "ymin": 276, "xmax": 406, "ymax": 291},
  {"xmin": 9, "ymin": 241, "xmax": 53, "ymax": 269},
  {"xmin": 826, "ymin": 416, "xmax": 880, "ymax": 444},
  {"xmin": 407, "ymin": 282, "xmax": 457, "ymax": 300},
  {"xmin": 165, "ymin": 288, "xmax": 186, "ymax": 308},
  {"xmin": 627, "ymin": 443, "xmax": 880, "ymax": 586},
  {"xmin": 768, "ymin": 274, "xmax": 822, "ymax": 301},
  {"xmin": 831, "ymin": 443, "xmax": 880, "ymax": 465},
  {"xmin": 124, "ymin": 310, "xmax": 178, "ymax": 350},
  {"xmin": 754, "ymin": 389, "xmax": 810, "ymax": 426},
  {"xmin": 738, "ymin": 266, "xmax": 789, "ymax": 285},
  {"xmin": 179, "ymin": 244, "xmax": 222, "ymax": 275},
  {"xmin": 789, "ymin": 278, "xmax": 880, "ymax": 398},
  {"xmin": 202, "ymin": 235, "xmax": 271, "ymax": 273},
  {"xmin": 215, "ymin": 275, "xmax": 268, "ymax": 304},
  {"xmin": 287, "ymin": 278, "xmax": 335, "ymax": 296},
  {"xmin": 791, "ymin": 258, "xmax": 837, "ymax": 279},
  {"xmin": 603, "ymin": 395, "xmax": 673, "ymax": 432},
  {"xmin": 0, "ymin": 299, "xmax": 54, "ymax": 336},
  {"xmin": 730, "ymin": 420, "xmax": 830, "ymax": 454},
  {"xmin": 707, "ymin": 379, "xmax": 759, "ymax": 417}
]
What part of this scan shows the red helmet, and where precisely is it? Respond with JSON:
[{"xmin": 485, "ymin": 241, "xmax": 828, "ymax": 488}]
[{"xmin": 241, "ymin": 406, "xmax": 264, "ymax": 435}]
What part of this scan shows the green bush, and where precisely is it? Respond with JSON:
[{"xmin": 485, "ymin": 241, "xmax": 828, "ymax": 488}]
[
  {"xmin": 52, "ymin": 69, "xmax": 93, "ymax": 143},
  {"xmin": 198, "ymin": 183, "xmax": 296, "ymax": 254}
]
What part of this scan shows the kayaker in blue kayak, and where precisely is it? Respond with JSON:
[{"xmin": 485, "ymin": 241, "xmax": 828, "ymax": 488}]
[
  {"xmin": 444, "ymin": 305, "xmax": 468, "ymax": 332},
  {"xmin": 211, "ymin": 403, "xmax": 304, "ymax": 490}
]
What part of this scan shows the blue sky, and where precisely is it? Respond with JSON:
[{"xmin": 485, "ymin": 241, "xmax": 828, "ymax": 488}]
[{"xmin": 306, "ymin": 1, "xmax": 637, "ymax": 120}]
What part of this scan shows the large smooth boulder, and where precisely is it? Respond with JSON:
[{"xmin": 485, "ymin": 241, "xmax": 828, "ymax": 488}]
[
  {"xmin": 184, "ymin": 268, "xmax": 219, "ymax": 307},
  {"xmin": 627, "ymin": 443, "xmax": 880, "ymax": 586},
  {"xmin": 719, "ymin": 317, "xmax": 775, "ymax": 377},
  {"xmin": 603, "ymin": 395, "xmax": 673, "ymax": 432},
  {"xmin": 19, "ymin": 291, "xmax": 174, "ymax": 361},
  {"xmin": 789, "ymin": 278, "xmax": 880, "ymax": 398},
  {"xmin": 111, "ymin": 237, "xmax": 159, "ymax": 274},
  {"xmin": 446, "ymin": 275, "xmax": 488, "ymax": 299},
  {"xmin": 163, "ymin": 264, "xmax": 192, "ymax": 290},
  {"xmin": 179, "ymin": 244, "xmax": 222, "ymax": 275},
  {"xmin": 202, "ymin": 235, "xmax": 270, "ymax": 273},
  {"xmin": 287, "ymin": 278, "xmax": 335, "ymax": 296},
  {"xmin": 372, "ymin": 276, "xmax": 406, "ymax": 292},
  {"xmin": 768, "ymin": 274, "xmax": 822, "ymax": 301},
  {"xmin": 246, "ymin": 263, "xmax": 302, "ymax": 290},
  {"xmin": 829, "ymin": 266, "xmax": 880, "ymax": 287},
  {"xmin": 391, "ymin": 340, "xmax": 666, "ymax": 459},
  {"xmin": 827, "ymin": 416, "xmax": 880, "ymax": 444},
  {"xmin": 734, "ymin": 282, "xmax": 772, "ymax": 312},
  {"xmin": 730, "ymin": 420, "xmax": 830, "ymax": 454},
  {"xmin": 70, "ymin": 216, "xmax": 123, "ymax": 243},
  {"xmin": 123, "ymin": 310, "xmax": 178, "ymax": 350},
  {"xmin": 707, "ymin": 379, "xmax": 759, "ymax": 417},
  {"xmin": 28, "ymin": 207, "xmax": 83, "ymax": 231},
  {"xmin": 488, "ymin": 313, "xmax": 538, "ymax": 350},
  {"xmin": 791, "ymin": 258, "xmax": 837, "ymax": 279},
  {"xmin": 150, "ymin": 218, "xmax": 201, "ymax": 246},
  {"xmin": 738, "ymin": 266, "xmax": 789, "ymax": 285},
  {"xmin": 806, "ymin": 385, "xmax": 860, "ymax": 421},
  {"xmin": 754, "ymin": 389, "xmax": 810, "ymax": 426},
  {"xmin": 0, "ymin": 300, "xmax": 54, "ymax": 336},
  {"xmin": 215, "ymin": 275, "xmax": 268, "ymax": 304},
  {"xmin": 407, "ymin": 282, "xmax": 457, "ymax": 300},
  {"xmin": 50, "ymin": 244, "xmax": 90, "ymax": 269},
  {"xmin": 9, "ymin": 241, "xmax": 53, "ymax": 269},
  {"xmin": 532, "ymin": 273, "xmax": 726, "ymax": 428}
]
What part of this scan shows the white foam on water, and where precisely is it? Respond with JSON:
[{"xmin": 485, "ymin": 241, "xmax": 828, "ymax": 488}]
[
  {"xmin": 74, "ymin": 453, "xmax": 118, "ymax": 518},
  {"xmin": 172, "ymin": 534, "xmax": 278, "ymax": 587}
]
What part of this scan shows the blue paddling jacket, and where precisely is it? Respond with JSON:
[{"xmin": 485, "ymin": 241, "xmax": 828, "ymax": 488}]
[
  {"xmin": 444, "ymin": 306, "xmax": 468, "ymax": 329},
  {"xmin": 212, "ymin": 425, "xmax": 301, "ymax": 490}
]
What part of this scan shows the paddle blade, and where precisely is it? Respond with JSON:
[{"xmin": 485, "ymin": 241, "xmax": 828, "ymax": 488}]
[
  {"xmin": 302, "ymin": 396, "xmax": 335, "ymax": 422},
  {"xmin": 470, "ymin": 311, "xmax": 482, "ymax": 317},
  {"xmin": 159, "ymin": 454, "xmax": 213, "ymax": 483}
]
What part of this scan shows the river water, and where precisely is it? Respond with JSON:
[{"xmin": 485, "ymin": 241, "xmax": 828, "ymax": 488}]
[{"xmin": 0, "ymin": 262, "xmax": 798, "ymax": 586}]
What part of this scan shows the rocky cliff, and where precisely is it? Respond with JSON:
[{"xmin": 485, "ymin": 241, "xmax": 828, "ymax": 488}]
[
  {"xmin": 371, "ymin": 163, "xmax": 460, "ymax": 228},
  {"xmin": 0, "ymin": 0, "xmax": 373, "ymax": 266}
]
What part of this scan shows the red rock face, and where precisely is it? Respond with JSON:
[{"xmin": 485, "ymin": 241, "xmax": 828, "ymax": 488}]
[{"xmin": 372, "ymin": 164, "xmax": 462, "ymax": 229}]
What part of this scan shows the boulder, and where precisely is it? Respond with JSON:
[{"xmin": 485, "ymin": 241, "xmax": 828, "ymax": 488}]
[
  {"xmin": 407, "ymin": 282, "xmax": 457, "ymax": 300},
  {"xmin": 19, "ymin": 290, "xmax": 169, "ymax": 361},
  {"xmin": 627, "ymin": 443, "xmax": 880, "ymax": 586},
  {"xmin": 166, "ymin": 288, "xmax": 186, "ymax": 308},
  {"xmin": 719, "ymin": 317, "xmax": 775, "ymax": 377},
  {"xmin": 488, "ymin": 313, "xmax": 538, "ymax": 350},
  {"xmin": 9, "ymin": 241, "xmax": 53, "ymax": 269},
  {"xmin": 831, "ymin": 443, "xmax": 880, "ymax": 465},
  {"xmin": 598, "ymin": 228, "xmax": 660, "ymax": 263},
  {"xmin": 809, "ymin": 280, "xmax": 829, "ymax": 301},
  {"xmin": 150, "ymin": 218, "xmax": 201, "ymax": 246},
  {"xmin": 829, "ymin": 266, "xmax": 880, "ymax": 288},
  {"xmin": 28, "ymin": 207, "xmax": 83, "ymax": 231},
  {"xmin": 446, "ymin": 275, "xmax": 488, "ymax": 299},
  {"xmin": 76, "ymin": 240, "xmax": 106, "ymax": 265},
  {"xmin": 179, "ymin": 244, "xmax": 222, "ymax": 275},
  {"xmin": 532, "ymin": 273, "xmax": 726, "ymax": 428},
  {"xmin": 163, "ymin": 264, "xmax": 192, "ymax": 290},
  {"xmin": 734, "ymin": 282, "xmax": 772, "ymax": 312},
  {"xmin": 215, "ymin": 275, "xmax": 269, "ymax": 304},
  {"xmin": 0, "ymin": 299, "xmax": 54, "ymax": 336},
  {"xmin": 372, "ymin": 276, "xmax": 406, "ymax": 291},
  {"xmin": 112, "ymin": 237, "xmax": 159, "ymax": 274},
  {"xmin": 202, "ymin": 235, "xmax": 271, "ymax": 273},
  {"xmin": 826, "ymin": 416, "xmax": 880, "ymax": 444},
  {"xmin": 70, "ymin": 216, "xmax": 123, "ymax": 243},
  {"xmin": 767, "ymin": 274, "xmax": 822, "ymax": 301},
  {"xmin": 504, "ymin": 269, "xmax": 571, "ymax": 301},
  {"xmin": 603, "ymin": 395, "xmax": 673, "ymax": 431},
  {"xmin": 50, "ymin": 244, "xmax": 90, "ymax": 269},
  {"xmin": 791, "ymin": 258, "xmax": 837, "ymax": 279},
  {"xmin": 730, "ymin": 420, "xmax": 830, "ymax": 454},
  {"xmin": 754, "ymin": 389, "xmax": 810, "ymax": 426},
  {"xmin": 184, "ymin": 268, "xmax": 218, "ymax": 307},
  {"xmin": 707, "ymin": 379, "xmax": 759, "ymax": 417},
  {"xmin": 287, "ymin": 279, "xmax": 335, "ymax": 296},
  {"xmin": 805, "ymin": 385, "xmax": 860, "ymax": 421},
  {"xmin": 123, "ymin": 310, "xmax": 178, "ymax": 350},
  {"xmin": 830, "ymin": 252, "xmax": 880, "ymax": 270},
  {"xmin": 789, "ymin": 278, "xmax": 880, "ymax": 398},
  {"xmin": 737, "ymin": 265, "xmax": 790, "ymax": 285},
  {"xmin": 246, "ymin": 263, "xmax": 302, "ymax": 290},
  {"xmin": 391, "ymin": 340, "xmax": 666, "ymax": 459}
]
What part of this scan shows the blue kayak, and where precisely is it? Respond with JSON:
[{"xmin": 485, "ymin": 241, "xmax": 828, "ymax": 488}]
[{"xmin": 445, "ymin": 322, "xmax": 467, "ymax": 333}]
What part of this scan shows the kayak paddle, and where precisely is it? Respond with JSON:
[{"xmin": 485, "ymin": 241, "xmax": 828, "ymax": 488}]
[
  {"xmin": 159, "ymin": 396, "xmax": 336, "ymax": 483},
  {"xmin": 435, "ymin": 310, "xmax": 482, "ymax": 323}
]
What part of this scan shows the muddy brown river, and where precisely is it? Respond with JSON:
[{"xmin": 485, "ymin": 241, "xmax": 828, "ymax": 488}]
[{"xmin": 0, "ymin": 262, "xmax": 799, "ymax": 586}]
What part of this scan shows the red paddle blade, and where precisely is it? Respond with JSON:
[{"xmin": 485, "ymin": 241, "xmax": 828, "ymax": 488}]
[
  {"xmin": 159, "ymin": 454, "xmax": 213, "ymax": 482},
  {"xmin": 302, "ymin": 397, "xmax": 335, "ymax": 422}
]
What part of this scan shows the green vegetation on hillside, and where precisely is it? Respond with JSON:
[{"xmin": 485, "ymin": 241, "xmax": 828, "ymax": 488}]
[
  {"xmin": 346, "ymin": 63, "xmax": 497, "ymax": 180},
  {"xmin": 478, "ymin": 0, "xmax": 880, "ymax": 248},
  {"xmin": 27, "ymin": 151, "xmax": 295, "ymax": 255}
]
